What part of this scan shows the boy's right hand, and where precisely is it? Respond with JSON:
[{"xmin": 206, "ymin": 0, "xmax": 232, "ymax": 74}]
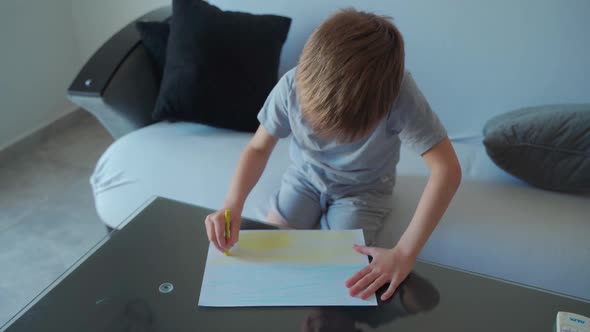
[{"xmin": 204, "ymin": 208, "xmax": 242, "ymax": 253}]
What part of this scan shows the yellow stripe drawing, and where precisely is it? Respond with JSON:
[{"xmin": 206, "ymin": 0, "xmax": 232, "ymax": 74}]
[{"xmin": 208, "ymin": 229, "xmax": 366, "ymax": 266}]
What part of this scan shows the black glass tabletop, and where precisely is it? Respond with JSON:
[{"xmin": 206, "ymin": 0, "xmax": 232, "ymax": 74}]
[{"xmin": 2, "ymin": 197, "xmax": 589, "ymax": 331}]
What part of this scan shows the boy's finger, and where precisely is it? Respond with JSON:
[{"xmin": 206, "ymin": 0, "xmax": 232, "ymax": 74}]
[
  {"xmin": 381, "ymin": 278, "xmax": 400, "ymax": 301},
  {"xmin": 229, "ymin": 219, "xmax": 240, "ymax": 246},
  {"xmin": 212, "ymin": 219, "xmax": 227, "ymax": 251},
  {"xmin": 205, "ymin": 216, "xmax": 220, "ymax": 250},
  {"xmin": 360, "ymin": 275, "xmax": 388, "ymax": 300},
  {"xmin": 209, "ymin": 227, "xmax": 224, "ymax": 253},
  {"xmin": 205, "ymin": 217, "xmax": 214, "ymax": 241},
  {"xmin": 349, "ymin": 271, "xmax": 377, "ymax": 296},
  {"xmin": 353, "ymin": 244, "xmax": 374, "ymax": 256},
  {"xmin": 345, "ymin": 265, "xmax": 371, "ymax": 287}
]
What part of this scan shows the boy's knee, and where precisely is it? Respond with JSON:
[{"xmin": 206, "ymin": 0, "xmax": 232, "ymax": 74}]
[{"xmin": 323, "ymin": 197, "xmax": 392, "ymax": 245}]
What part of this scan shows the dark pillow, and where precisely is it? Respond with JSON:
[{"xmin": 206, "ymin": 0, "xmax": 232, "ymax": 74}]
[
  {"xmin": 136, "ymin": 21, "xmax": 170, "ymax": 81},
  {"xmin": 153, "ymin": 0, "xmax": 292, "ymax": 132},
  {"xmin": 483, "ymin": 104, "xmax": 590, "ymax": 193}
]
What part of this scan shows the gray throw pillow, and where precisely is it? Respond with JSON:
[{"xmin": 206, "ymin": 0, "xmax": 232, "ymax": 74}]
[{"xmin": 483, "ymin": 104, "xmax": 590, "ymax": 193}]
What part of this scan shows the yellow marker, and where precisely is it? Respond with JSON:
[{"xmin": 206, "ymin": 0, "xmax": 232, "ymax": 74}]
[{"xmin": 224, "ymin": 209, "xmax": 231, "ymax": 256}]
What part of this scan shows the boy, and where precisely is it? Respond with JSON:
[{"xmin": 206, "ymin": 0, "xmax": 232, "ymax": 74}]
[{"xmin": 204, "ymin": 9, "xmax": 461, "ymax": 301}]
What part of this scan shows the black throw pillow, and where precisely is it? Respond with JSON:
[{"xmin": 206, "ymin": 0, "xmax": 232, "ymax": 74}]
[
  {"xmin": 136, "ymin": 21, "xmax": 170, "ymax": 81},
  {"xmin": 153, "ymin": 0, "xmax": 292, "ymax": 132}
]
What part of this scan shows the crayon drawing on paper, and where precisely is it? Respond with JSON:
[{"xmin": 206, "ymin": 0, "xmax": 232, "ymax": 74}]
[{"xmin": 198, "ymin": 229, "xmax": 377, "ymax": 307}]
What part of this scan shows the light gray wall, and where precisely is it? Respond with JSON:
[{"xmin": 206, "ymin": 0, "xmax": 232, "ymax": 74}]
[
  {"xmin": 0, "ymin": 0, "xmax": 169, "ymax": 150},
  {"xmin": 0, "ymin": 0, "xmax": 81, "ymax": 150},
  {"xmin": 3, "ymin": 0, "xmax": 587, "ymax": 149},
  {"xmin": 71, "ymin": 0, "xmax": 169, "ymax": 64},
  {"xmin": 213, "ymin": 0, "xmax": 590, "ymax": 138}
]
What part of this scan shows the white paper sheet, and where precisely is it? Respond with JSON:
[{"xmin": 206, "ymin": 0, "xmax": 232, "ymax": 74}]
[{"xmin": 198, "ymin": 229, "xmax": 377, "ymax": 307}]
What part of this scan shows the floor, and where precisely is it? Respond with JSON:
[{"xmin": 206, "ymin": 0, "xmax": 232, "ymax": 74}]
[{"xmin": 0, "ymin": 111, "xmax": 113, "ymax": 327}]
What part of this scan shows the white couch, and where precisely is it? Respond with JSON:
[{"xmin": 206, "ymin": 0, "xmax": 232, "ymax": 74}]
[
  {"xmin": 67, "ymin": 3, "xmax": 590, "ymax": 301},
  {"xmin": 90, "ymin": 121, "xmax": 590, "ymax": 300}
]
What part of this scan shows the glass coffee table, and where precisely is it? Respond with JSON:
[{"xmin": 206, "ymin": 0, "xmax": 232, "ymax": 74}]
[{"xmin": 2, "ymin": 197, "xmax": 589, "ymax": 331}]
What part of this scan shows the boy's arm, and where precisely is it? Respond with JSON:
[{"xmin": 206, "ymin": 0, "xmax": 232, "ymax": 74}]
[
  {"xmin": 395, "ymin": 137, "xmax": 462, "ymax": 259},
  {"xmin": 348, "ymin": 74, "xmax": 459, "ymax": 301},
  {"xmin": 224, "ymin": 125, "xmax": 279, "ymax": 211},
  {"xmin": 347, "ymin": 137, "xmax": 461, "ymax": 301},
  {"xmin": 205, "ymin": 125, "xmax": 278, "ymax": 252}
]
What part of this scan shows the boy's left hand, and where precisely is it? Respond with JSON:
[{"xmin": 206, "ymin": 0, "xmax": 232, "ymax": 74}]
[{"xmin": 345, "ymin": 244, "xmax": 416, "ymax": 301}]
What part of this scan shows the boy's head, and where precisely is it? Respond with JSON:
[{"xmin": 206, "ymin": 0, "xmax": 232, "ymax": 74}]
[{"xmin": 296, "ymin": 9, "xmax": 405, "ymax": 143}]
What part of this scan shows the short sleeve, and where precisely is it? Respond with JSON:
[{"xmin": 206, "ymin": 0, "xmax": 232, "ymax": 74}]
[
  {"xmin": 390, "ymin": 73, "xmax": 447, "ymax": 155},
  {"xmin": 256, "ymin": 70, "xmax": 293, "ymax": 138}
]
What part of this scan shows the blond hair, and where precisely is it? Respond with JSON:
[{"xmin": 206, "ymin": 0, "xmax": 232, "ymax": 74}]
[{"xmin": 296, "ymin": 8, "xmax": 405, "ymax": 142}]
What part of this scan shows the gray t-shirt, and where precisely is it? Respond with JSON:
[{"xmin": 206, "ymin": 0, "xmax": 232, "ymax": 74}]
[{"xmin": 257, "ymin": 67, "xmax": 447, "ymax": 192}]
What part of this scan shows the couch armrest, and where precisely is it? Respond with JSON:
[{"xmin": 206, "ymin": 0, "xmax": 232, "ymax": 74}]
[{"xmin": 67, "ymin": 6, "xmax": 171, "ymax": 139}]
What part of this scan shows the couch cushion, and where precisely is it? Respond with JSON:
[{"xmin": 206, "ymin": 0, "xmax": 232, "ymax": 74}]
[
  {"xmin": 153, "ymin": 0, "xmax": 291, "ymax": 132},
  {"xmin": 483, "ymin": 104, "xmax": 590, "ymax": 193},
  {"xmin": 90, "ymin": 121, "xmax": 590, "ymax": 300}
]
